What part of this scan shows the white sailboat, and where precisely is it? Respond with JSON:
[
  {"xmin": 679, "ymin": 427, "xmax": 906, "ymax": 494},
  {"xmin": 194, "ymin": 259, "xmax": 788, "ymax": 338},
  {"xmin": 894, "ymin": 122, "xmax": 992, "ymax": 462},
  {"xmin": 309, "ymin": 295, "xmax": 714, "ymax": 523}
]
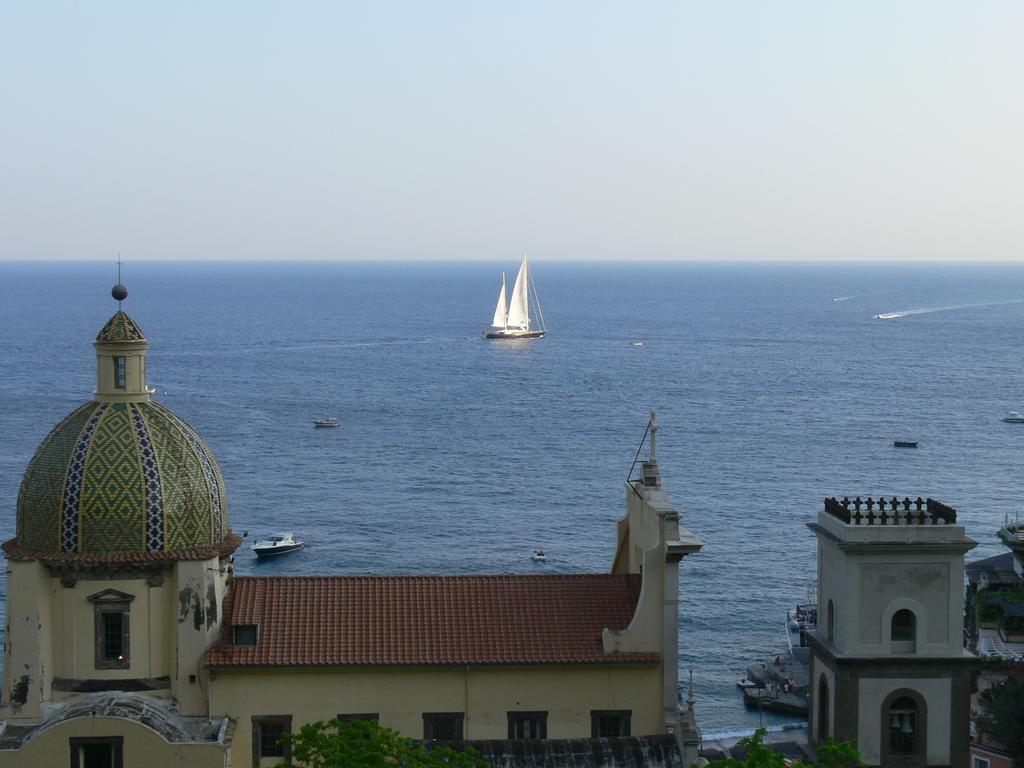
[{"xmin": 485, "ymin": 254, "xmax": 546, "ymax": 339}]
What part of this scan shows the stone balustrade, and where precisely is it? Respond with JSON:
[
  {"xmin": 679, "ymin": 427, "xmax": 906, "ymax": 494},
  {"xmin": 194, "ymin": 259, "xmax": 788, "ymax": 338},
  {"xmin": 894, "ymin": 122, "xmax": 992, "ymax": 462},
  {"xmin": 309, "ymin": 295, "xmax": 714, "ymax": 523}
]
[{"xmin": 823, "ymin": 496, "xmax": 957, "ymax": 526}]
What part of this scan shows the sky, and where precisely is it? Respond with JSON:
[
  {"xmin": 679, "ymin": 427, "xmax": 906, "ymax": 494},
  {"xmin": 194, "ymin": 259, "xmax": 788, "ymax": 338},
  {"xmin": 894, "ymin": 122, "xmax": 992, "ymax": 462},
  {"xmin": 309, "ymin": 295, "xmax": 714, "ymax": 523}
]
[{"xmin": 1, "ymin": 2, "xmax": 1022, "ymax": 261}]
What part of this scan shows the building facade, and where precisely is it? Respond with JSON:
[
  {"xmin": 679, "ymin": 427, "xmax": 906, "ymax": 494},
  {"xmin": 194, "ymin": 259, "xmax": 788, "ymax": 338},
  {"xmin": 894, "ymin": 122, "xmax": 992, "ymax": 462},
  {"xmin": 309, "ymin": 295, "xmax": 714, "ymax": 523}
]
[
  {"xmin": 807, "ymin": 496, "xmax": 976, "ymax": 768},
  {"xmin": 0, "ymin": 291, "xmax": 703, "ymax": 767}
]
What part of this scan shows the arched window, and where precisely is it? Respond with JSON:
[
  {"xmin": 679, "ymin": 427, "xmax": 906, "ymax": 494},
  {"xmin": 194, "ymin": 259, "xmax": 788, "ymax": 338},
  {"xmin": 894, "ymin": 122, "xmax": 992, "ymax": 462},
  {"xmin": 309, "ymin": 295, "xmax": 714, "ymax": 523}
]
[
  {"xmin": 891, "ymin": 609, "xmax": 916, "ymax": 652},
  {"xmin": 827, "ymin": 600, "xmax": 835, "ymax": 642},
  {"xmin": 888, "ymin": 696, "xmax": 919, "ymax": 756},
  {"xmin": 817, "ymin": 675, "xmax": 830, "ymax": 741}
]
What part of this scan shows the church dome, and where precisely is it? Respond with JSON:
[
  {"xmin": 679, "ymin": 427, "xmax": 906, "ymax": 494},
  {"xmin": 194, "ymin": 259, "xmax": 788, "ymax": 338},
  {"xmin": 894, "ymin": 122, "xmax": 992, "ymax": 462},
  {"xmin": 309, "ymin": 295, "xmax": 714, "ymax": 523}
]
[{"xmin": 5, "ymin": 293, "xmax": 237, "ymax": 563}]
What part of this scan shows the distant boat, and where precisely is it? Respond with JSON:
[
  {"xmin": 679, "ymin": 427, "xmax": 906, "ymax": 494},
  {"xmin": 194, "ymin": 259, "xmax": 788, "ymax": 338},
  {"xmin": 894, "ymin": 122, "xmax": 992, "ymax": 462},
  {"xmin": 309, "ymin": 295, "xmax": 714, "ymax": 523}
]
[
  {"xmin": 1003, "ymin": 412, "xmax": 1024, "ymax": 423},
  {"xmin": 630, "ymin": 341, "xmax": 645, "ymax": 347},
  {"xmin": 252, "ymin": 532, "xmax": 304, "ymax": 558},
  {"xmin": 531, "ymin": 549, "xmax": 547, "ymax": 562},
  {"xmin": 313, "ymin": 418, "xmax": 340, "ymax": 428},
  {"xmin": 485, "ymin": 255, "xmax": 546, "ymax": 339},
  {"xmin": 894, "ymin": 440, "xmax": 918, "ymax": 448}
]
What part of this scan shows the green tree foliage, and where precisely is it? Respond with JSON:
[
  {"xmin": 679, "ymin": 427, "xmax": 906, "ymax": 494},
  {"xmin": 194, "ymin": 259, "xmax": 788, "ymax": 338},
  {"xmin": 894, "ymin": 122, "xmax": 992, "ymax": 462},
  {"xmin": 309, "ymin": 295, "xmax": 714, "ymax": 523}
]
[
  {"xmin": 708, "ymin": 728, "xmax": 864, "ymax": 768},
  {"xmin": 979, "ymin": 674, "xmax": 1024, "ymax": 768},
  {"xmin": 278, "ymin": 718, "xmax": 485, "ymax": 768}
]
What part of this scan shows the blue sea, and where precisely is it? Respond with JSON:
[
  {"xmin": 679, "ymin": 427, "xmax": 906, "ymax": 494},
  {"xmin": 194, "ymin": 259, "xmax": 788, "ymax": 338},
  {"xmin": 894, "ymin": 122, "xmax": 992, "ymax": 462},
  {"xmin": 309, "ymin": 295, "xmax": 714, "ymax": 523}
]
[{"xmin": 2, "ymin": 260, "xmax": 1023, "ymax": 733}]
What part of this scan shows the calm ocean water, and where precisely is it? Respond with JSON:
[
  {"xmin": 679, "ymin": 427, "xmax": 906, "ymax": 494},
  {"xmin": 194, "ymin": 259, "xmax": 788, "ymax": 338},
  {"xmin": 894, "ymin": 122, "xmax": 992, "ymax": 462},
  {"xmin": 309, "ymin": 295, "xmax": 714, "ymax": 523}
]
[{"xmin": 2, "ymin": 260, "xmax": 1023, "ymax": 733}]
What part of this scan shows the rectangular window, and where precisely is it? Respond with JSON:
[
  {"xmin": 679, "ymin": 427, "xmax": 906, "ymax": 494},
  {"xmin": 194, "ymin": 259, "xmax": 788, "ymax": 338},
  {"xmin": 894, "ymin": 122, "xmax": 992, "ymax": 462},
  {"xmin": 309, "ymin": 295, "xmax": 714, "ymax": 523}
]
[
  {"xmin": 423, "ymin": 712, "xmax": 464, "ymax": 741},
  {"xmin": 508, "ymin": 711, "xmax": 547, "ymax": 739},
  {"xmin": 70, "ymin": 736, "xmax": 124, "ymax": 768},
  {"xmin": 252, "ymin": 716, "xmax": 292, "ymax": 766},
  {"xmin": 114, "ymin": 357, "xmax": 126, "ymax": 389},
  {"xmin": 93, "ymin": 603, "xmax": 130, "ymax": 670},
  {"xmin": 974, "ymin": 758, "xmax": 990, "ymax": 768},
  {"xmin": 102, "ymin": 612, "xmax": 124, "ymax": 661},
  {"xmin": 233, "ymin": 625, "xmax": 259, "ymax": 646},
  {"xmin": 591, "ymin": 710, "xmax": 631, "ymax": 738}
]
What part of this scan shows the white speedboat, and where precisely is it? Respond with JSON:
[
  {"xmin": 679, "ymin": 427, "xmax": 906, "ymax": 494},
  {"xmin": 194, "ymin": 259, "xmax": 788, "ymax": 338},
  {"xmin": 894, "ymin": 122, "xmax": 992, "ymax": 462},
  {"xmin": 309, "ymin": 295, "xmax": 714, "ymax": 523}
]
[
  {"xmin": 1003, "ymin": 412, "xmax": 1024, "ymax": 423},
  {"xmin": 485, "ymin": 254, "xmax": 546, "ymax": 339},
  {"xmin": 252, "ymin": 533, "xmax": 304, "ymax": 558},
  {"xmin": 313, "ymin": 418, "xmax": 340, "ymax": 428},
  {"xmin": 530, "ymin": 549, "xmax": 547, "ymax": 562}
]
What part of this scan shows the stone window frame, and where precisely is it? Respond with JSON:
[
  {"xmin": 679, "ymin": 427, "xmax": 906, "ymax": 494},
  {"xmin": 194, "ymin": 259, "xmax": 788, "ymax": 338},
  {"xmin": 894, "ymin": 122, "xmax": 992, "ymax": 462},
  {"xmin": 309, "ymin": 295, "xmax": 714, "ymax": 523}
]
[
  {"xmin": 423, "ymin": 712, "xmax": 464, "ymax": 741},
  {"xmin": 507, "ymin": 710, "xmax": 548, "ymax": 739},
  {"xmin": 70, "ymin": 736, "xmax": 124, "ymax": 768},
  {"xmin": 590, "ymin": 709, "xmax": 631, "ymax": 738},
  {"xmin": 88, "ymin": 589, "xmax": 134, "ymax": 670},
  {"xmin": 880, "ymin": 688, "xmax": 928, "ymax": 768},
  {"xmin": 252, "ymin": 715, "xmax": 292, "ymax": 766}
]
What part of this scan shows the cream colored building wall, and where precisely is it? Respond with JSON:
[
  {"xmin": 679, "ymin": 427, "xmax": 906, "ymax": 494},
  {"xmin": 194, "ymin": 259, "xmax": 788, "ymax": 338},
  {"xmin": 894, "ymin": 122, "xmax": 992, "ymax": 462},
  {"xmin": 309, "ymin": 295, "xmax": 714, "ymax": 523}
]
[
  {"xmin": 0, "ymin": 716, "xmax": 229, "ymax": 768},
  {"xmin": 1, "ymin": 560, "xmax": 53, "ymax": 720},
  {"xmin": 52, "ymin": 576, "xmax": 166, "ymax": 682},
  {"xmin": 174, "ymin": 557, "xmax": 230, "ymax": 716},
  {"xmin": 856, "ymin": 676, "xmax": 951, "ymax": 766},
  {"xmin": 94, "ymin": 339, "xmax": 150, "ymax": 403},
  {"xmin": 211, "ymin": 664, "xmax": 661, "ymax": 767}
]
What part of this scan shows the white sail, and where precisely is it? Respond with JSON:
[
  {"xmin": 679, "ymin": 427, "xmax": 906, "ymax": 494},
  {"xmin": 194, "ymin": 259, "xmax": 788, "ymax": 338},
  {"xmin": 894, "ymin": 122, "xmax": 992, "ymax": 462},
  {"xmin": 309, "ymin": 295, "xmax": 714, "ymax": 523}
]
[
  {"xmin": 491, "ymin": 273, "xmax": 508, "ymax": 328},
  {"xmin": 506, "ymin": 255, "xmax": 530, "ymax": 330}
]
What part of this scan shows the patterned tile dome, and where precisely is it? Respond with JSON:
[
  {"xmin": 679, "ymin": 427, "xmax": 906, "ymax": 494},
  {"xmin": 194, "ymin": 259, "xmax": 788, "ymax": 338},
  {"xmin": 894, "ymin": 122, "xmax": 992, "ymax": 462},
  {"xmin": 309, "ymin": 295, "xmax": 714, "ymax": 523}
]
[{"xmin": 12, "ymin": 400, "xmax": 231, "ymax": 561}]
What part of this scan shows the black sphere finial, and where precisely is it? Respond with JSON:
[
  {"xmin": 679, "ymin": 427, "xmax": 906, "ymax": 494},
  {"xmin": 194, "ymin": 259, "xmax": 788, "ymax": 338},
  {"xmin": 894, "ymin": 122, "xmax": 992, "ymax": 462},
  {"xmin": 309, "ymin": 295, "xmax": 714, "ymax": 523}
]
[{"xmin": 112, "ymin": 284, "xmax": 128, "ymax": 302}]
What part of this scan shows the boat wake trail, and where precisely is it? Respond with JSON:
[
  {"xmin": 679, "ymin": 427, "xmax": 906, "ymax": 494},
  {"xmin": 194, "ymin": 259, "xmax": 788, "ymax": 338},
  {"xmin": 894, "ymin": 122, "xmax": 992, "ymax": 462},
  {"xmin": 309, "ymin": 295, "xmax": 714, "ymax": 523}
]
[
  {"xmin": 832, "ymin": 290, "xmax": 896, "ymax": 302},
  {"xmin": 873, "ymin": 299, "xmax": 1024, "ymax": 320}
]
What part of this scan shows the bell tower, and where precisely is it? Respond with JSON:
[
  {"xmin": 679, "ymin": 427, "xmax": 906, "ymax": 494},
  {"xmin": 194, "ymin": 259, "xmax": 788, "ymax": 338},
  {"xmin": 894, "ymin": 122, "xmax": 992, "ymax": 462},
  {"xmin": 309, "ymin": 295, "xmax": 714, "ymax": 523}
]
[{"xmin": 807, "ymin": 496, "xmax": 976, "ymax": 768}]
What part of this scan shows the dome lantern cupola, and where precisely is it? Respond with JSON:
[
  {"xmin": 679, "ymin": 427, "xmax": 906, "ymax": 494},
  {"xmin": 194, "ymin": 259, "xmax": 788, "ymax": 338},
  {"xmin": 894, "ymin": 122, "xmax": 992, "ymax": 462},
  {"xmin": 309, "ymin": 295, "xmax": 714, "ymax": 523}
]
[{"xmin": 94, "ymin": 282, "xmax": 151, "ymax": 403}]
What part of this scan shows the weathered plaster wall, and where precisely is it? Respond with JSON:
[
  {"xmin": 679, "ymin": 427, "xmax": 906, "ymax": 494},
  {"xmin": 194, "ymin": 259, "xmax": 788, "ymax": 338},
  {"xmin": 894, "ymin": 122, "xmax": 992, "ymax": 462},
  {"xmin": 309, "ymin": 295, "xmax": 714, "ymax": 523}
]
[
  {"xmin": 211, "ymin": 664, "xmax": 661, "ymax": 767},
  {"xmin": 0, "ymin": 716, "xmax": 228, "ymax": 768}
]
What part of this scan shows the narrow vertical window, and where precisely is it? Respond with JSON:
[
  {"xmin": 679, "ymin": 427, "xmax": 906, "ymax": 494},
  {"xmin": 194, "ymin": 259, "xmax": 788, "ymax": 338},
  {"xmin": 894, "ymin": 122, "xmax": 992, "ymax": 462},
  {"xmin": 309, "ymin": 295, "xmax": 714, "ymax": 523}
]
[
  {"xmin": 89, "ymin": 590, "xmax": 133, "ymax": 670},
  {"xmin": 114, "ymin": 356, "xmax": 126, "ymax": 389}
]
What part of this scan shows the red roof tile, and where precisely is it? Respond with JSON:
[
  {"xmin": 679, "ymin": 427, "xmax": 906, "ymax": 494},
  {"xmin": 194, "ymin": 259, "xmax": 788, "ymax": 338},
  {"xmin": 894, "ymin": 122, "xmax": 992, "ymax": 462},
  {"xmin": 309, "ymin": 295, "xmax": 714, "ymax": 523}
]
[{"xmin": 205, "ymin": 574, "xmax": 658, "ymax": 668}]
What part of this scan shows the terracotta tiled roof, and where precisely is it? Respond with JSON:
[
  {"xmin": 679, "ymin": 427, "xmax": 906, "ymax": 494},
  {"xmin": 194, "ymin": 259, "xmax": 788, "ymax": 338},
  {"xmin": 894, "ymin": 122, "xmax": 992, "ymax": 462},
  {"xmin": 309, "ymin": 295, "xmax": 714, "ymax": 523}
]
[
  {"xmin": 205, "ymin": 574, "xmax": 658, "ymax": 668},
  {"xmin": 96, "ymin": 310, "xmax": 146, "ymax": 342}
]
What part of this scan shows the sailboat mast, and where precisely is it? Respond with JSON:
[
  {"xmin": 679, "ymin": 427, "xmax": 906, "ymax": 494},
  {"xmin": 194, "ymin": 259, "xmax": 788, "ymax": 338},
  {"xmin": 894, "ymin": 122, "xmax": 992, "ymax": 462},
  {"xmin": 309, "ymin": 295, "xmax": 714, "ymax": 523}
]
[
  {"xmin": 522, "ymin": 254, "xmax": 531, "ymax": 331},
  {"xmin": 502, "ymin": 272, "xmax": 508, "ymax": 328}
]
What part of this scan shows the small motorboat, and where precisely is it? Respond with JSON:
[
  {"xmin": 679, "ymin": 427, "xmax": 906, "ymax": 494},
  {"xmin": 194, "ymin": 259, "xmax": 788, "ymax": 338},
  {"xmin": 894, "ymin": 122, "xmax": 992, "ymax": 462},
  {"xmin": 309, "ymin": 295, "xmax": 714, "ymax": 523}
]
[
  {"xmin": 530, "ymin": 549, "xmax": 547, "ymax": 562},
  {"xmin": 1003, "ymin": 412, "xmax": 1024, "ymax": 423},
  {"xmin": 630, "ymin": 341, "xmax": 645, "ymax": 347},
  {"xmin": 894, "ymin": 440, "xmax": 918, "ymax": 448},
  {"xmin": 252, "ymin": 533, "xmax": 304, "ymax": 558},
  {"xmin": 313, "ymin": 418, "xmax": 340, "ymax": 428},
  {"xmin": 736, "ymin": 678, "xmax": 760, "ymax": 690}
]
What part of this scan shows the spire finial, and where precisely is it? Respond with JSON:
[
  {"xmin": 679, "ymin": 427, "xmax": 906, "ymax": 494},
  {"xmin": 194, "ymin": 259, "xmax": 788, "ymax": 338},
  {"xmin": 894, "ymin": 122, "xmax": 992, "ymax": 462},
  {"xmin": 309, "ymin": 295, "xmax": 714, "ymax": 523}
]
[
  {"xmin": 686, "ymin": 667, "xmax": 696, "ymax": 711},
  {"xmin": 649, "ymin": 410, "xmax": 657, "ymax": 460},
  {"xmin": 111, "ymin": 255, "xmax": 128, "ymax": 306}
]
